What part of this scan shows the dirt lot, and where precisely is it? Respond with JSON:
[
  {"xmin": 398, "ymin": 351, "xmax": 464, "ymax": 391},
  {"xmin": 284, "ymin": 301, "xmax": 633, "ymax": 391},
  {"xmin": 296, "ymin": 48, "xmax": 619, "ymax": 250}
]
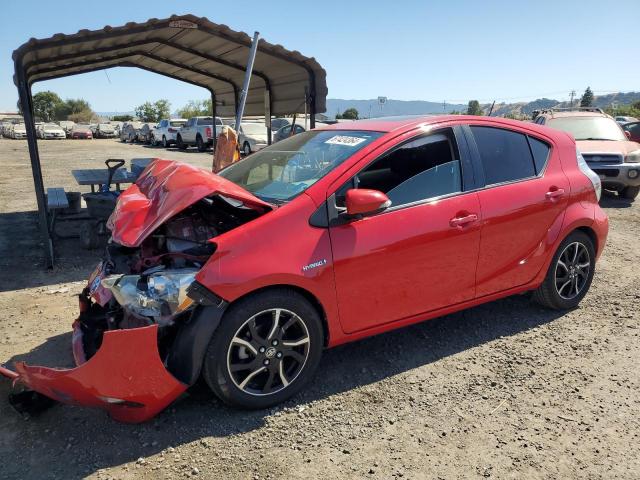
[{"xmin": 0, "ymin": 137, "xmax": 638, "ymax": 479}]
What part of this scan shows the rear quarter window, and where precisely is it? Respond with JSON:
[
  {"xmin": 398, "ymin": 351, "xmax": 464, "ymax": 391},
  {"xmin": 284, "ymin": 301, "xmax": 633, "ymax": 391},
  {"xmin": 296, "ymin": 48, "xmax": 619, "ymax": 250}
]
[
  {"xmin": 470, "ymin": 126, "xmax": 536, "ymax": 185},
  {"xmin": 528, "ymin": 136, "xmax": 551, "ymax": 174}
]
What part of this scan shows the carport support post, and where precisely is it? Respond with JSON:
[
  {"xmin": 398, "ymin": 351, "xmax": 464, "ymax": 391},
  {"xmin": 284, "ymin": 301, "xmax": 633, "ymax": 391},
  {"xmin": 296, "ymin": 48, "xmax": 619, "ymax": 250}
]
[
  {"xmin": 16, "ymin": 76, "xmax": 53, "ymax": 267},
  {"xmin": 234, "ymin": 31, "xmax": 260, "ymax": 130},
  {"xmin": 210, "ymin": 90, "xmax": 217, "ymax": 157},
  {"xmin": 265, "ymin": 89, "xmax": 272, "ymax": 145}
]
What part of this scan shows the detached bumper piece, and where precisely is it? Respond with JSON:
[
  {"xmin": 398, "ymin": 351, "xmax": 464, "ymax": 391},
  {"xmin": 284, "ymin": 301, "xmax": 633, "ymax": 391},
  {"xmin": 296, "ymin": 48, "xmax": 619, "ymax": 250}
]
[{"xmin": 6, "ymin": 325, "xmax": 186, "ymax": 423}]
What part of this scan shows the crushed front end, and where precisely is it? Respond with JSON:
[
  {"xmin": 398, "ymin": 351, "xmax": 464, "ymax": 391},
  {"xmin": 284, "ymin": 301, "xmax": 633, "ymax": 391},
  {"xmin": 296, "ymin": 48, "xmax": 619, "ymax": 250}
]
[{"xmin": 2, "ymin": 159, "xmax": 271, "ymax": 422}]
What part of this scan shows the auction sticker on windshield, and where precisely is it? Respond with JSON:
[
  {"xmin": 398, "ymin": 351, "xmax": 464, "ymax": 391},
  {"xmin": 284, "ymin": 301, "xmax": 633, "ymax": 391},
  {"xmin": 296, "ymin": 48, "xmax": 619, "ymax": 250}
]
[{"xmin": 325, "ymin": 135, "xmax": 367, "ymax": 147}]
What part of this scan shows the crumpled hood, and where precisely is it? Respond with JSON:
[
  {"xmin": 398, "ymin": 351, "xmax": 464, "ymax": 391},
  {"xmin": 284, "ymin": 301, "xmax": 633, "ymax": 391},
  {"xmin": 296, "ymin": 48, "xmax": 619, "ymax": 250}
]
[
  {"xmin": 108, "ymin": 159, "xmax": 273, "ymax": 247},
  {"xmin": 577, "ymin": 139, "xmax": 640, "ymax": 155}
]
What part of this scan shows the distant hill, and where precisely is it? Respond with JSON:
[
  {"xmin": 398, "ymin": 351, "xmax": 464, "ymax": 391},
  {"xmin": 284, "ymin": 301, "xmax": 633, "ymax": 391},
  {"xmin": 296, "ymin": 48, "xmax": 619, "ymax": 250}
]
[
  {"xmin": 326, "ymin": 99, "xmax": 466, "ymax": 119},
  {"xmin": 328, "ymin": 92, "xmax": 640, "ymax": 119},
  {"xmin": 485, "ymin": 91, "xmax": 640, "ymax": 117}
]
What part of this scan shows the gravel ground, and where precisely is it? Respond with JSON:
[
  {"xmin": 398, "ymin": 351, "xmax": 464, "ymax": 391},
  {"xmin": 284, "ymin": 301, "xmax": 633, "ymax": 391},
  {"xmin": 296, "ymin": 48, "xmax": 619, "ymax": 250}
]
[{"xmin": 0, "ymin": 138, "xmax": 638, "ymax": 479}]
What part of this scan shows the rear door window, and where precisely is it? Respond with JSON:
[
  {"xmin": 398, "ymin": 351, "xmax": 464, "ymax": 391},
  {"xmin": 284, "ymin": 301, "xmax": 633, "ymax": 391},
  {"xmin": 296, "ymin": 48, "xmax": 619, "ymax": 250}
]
[{"xmin": 470, "ymin": 126, "xmax": 536, "ymax": 185}]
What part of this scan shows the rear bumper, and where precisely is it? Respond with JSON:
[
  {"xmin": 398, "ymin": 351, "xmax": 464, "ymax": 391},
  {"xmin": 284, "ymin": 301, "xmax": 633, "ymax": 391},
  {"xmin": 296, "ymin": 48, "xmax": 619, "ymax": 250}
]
[
  {"xmin": 2, "ymin": 324, "xmax": 187, "ymax": 423},
  {"xmin": 589, "ymin": 162, "xmax": 640, "ymax": 188},
  {"xmin": 592, "ymin": 206, "xmax": 609, "ymax": 260}
]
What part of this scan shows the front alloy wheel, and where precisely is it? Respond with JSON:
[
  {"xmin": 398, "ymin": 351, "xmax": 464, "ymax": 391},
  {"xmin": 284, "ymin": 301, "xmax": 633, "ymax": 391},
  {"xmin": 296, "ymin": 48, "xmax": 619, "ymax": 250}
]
[
  {"xmin": 227, "ymin": 309, "xmax": 310, "ymax": 396},
  {"xmin": 203, "ymin": 289, "xmax": 323, "ymax": 408}
]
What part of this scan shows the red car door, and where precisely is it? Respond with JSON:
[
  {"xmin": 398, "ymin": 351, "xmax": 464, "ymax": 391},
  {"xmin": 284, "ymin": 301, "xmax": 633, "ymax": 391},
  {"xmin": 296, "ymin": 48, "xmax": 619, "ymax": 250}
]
[
  {"xmin": 328, "ymin": 127, "xmax": 482, "ymax": 334},
  {"xmin": 465, "ymin": 125, "xmax": 570, "ymax": 297}
]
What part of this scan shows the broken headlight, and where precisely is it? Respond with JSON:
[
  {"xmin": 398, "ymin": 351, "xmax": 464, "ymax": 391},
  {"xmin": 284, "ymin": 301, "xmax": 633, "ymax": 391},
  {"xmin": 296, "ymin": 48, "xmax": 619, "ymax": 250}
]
[{"xmin": 102, "ymin": 269, "xmax": 198, "ymax": 325}]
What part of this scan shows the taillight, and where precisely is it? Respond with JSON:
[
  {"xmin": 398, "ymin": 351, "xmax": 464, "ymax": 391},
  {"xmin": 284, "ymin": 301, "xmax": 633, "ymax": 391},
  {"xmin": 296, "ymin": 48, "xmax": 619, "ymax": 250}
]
[
  {"xmin": 168, "ymin": 127, "xmax": 176, "ymax": 133},
  {"xmin": 205, "ymin": 127, "xmax": 212, "ymax": 138},
  {"xmin": 577, "ymin": 150, "xmax": 601, "ymax": 201}
]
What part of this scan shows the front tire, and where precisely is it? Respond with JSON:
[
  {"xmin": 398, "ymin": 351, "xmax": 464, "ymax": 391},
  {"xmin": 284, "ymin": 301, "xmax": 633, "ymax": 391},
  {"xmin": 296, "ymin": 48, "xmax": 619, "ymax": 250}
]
[
  {"xmin": 202, "ymin": 289, "xmax": 323, "ymax": 409},
  {"xmin": 176, "ymin": 135, "xmax": 187, "ymax": 150},
  {"xmin": 162, "ymin": 135, "xmax": 168, "ymax": 148},
  {"xmin": 621, "ymin": 186, "xmax": 639, "ymax": 200},
  {"xmin": 533, "ymin": 230, "xmax": 595, "ymax": 310},
  {"xmin": 243, "ymin": 142, "xmax": 251, "ymax": 156}
]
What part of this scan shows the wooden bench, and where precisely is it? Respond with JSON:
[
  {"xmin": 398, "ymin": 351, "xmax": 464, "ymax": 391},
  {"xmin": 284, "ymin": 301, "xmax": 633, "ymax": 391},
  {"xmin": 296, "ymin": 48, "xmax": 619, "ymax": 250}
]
[
  {"xmin": 46, "ymin": 187, "xmax": 69, "ymax": 211},
  {"xmin": 46, "ymin": 187, "xmax": 69, "ymax": 237}
]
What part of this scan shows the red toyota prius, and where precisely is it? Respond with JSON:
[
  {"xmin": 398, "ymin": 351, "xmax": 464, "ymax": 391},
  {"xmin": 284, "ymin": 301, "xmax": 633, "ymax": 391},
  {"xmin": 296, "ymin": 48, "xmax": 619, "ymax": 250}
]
[{"xmin": 2, "ymin": 116, "xmax": 608, "ymax": 422}]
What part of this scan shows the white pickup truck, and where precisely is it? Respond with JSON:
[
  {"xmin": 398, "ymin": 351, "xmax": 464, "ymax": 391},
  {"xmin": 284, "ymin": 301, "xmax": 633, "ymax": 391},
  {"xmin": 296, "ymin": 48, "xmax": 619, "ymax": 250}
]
[{"xmin": 176, "ymin": 116, "xmax": 223, "ymax": 152}]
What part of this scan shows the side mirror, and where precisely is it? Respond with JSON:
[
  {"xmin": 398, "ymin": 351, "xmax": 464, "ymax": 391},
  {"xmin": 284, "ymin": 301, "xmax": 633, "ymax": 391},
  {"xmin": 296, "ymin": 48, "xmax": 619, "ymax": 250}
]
[
  {"xmin": 625, "ymin": 130, "xmax": 632, "ymax": 140},
  {"xmin": 345, "ymin": 189, "xmax": 391, "ymax": 217}
]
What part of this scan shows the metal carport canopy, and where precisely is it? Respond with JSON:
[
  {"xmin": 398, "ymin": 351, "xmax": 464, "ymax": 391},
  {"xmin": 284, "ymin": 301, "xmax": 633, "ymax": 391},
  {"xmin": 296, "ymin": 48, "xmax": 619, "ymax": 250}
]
[
  {"xmin": 13, "ymin": 14, "xmax": 327, "ymax": 117},
  {"xmin": 12, "ymin": 14, "xmax": 327, "ymax": 267}
]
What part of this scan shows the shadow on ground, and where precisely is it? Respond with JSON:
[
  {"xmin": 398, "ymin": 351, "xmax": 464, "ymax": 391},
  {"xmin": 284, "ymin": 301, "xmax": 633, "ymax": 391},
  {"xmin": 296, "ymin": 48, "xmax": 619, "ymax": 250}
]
[
  {"xmin": 0, "ymin": 294, "xmax": 566, "ymax": 479},
  {"xmin": 0, "ymin": 211, "xmax": 101, "ymax": 291}
]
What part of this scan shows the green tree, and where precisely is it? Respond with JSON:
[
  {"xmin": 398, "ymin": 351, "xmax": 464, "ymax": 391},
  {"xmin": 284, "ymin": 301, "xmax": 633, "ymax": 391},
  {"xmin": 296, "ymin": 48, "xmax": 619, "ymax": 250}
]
[
  {"xmin": 135, "ymin": 102, "xmax": 156, "ymax": 122},
  {"xmin": 134, "ymin": 99, "xmax": 170, "ymax": 122},
  {"xmin": 32, "ymin": 91, "xmax": 64, "ymax": 122},
  {"xmin": 153, "ymin": 99, "xmax": 171, "ymax": 120},
  {"xmin": 467, "ymin": 100, "xmax": 483, "ymax": 116},
  {"xmin": 177, "ymin": 99, "xmax": 212, "ymax": 119},
  {"xmin": 56, "ymin": 98, "xmax": 93, "ymax": 120},
  {"xmin": 112, "ymin": 114, "xmax": 133, "ymax": 122},
  {"xmin": 580, "ymin": 87, "xmax": 594, "ymax": 107},
  {"xmin": 341, "ymin": 108, "xmax": 359, "ymax": 120}
]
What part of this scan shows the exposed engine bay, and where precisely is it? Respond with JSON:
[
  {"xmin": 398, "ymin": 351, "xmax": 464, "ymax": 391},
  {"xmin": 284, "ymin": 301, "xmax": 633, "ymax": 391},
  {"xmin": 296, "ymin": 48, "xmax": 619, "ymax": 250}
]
[{"xmin": 78, "ymin": 194, "xmax": 261, "ymax": 363}]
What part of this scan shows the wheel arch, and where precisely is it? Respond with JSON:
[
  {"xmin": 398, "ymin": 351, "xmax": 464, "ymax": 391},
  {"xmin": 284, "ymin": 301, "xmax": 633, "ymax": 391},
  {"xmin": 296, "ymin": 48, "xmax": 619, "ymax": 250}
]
[
  {"xmin": 228, "ymin": 284, "xmax": 330, "ymax": 348},
  {"xmin": 575, "ymin": 225, "xmax": 598, "ymax": 254}
]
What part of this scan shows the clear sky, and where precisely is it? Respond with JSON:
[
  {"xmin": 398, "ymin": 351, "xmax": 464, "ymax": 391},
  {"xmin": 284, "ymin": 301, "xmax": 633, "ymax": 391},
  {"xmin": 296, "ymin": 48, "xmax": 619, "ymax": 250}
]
[{"xmin": 0, "ymin": 0, "xmax": 638, "ymax": 113}]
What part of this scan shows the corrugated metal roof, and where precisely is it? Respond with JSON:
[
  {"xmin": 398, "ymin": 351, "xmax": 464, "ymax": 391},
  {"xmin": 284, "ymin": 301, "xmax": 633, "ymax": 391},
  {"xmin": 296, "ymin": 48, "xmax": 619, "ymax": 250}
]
[{"xmin": 13, "ymin": 14, "xmax": 327, "ymax": 117}]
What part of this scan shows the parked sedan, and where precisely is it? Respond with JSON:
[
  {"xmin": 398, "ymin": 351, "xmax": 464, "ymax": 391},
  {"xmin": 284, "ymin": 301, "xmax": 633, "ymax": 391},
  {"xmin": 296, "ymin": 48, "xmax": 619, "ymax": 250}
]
[
  {"xmin": 120, "ymin": 121, "xmax": 143, "ymax": 142},
  {"xmin": 11, "ymin": 123, "xmax": 27, "ymax": 139},
  {"xmin": 273, "ymin": 123, "xmax": 305, "ymax": 143},
  {"xmin": 138, "ymin": 123, "xmax": 156, "ymax": 144},
  {"xmin": 37, "ymin": 123, "xmax": 66, "ymax": 139},
  {"xmin": 237, "ymin": 122, "xmax": 269, "ymax": 155},
  {"xmin": 95, "ymin": 123, "xmax": 116, "ymax": 138},
  {"xmin": 71, "ymin": 124, "xmax": 93, "ymax": 139},
  {"xmin": 1, "ymin": 115, "xmax": 608, "ymax": 422}
]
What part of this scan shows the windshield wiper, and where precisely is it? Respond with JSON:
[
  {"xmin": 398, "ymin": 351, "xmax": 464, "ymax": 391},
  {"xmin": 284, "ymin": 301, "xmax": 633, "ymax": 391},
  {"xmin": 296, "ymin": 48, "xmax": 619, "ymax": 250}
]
[{"xmin": 577, "ymin": 137, "xmax": 616, "ymax": 141}]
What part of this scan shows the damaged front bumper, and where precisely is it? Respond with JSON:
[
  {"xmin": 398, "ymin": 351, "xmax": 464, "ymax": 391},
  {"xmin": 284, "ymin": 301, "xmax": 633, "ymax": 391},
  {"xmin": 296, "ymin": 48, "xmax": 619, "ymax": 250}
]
[{"xmin": 2, "ymin": 324, "xmax": 187, "ymax": 423}]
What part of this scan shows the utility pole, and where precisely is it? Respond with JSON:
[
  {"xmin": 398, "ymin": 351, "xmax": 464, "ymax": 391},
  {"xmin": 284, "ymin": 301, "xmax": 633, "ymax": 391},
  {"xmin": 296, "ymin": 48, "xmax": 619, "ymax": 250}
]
[
  {"xmin": 569, "ymin": 90, "xmax": 576, "ymax": 108},
  {"xmin": 443, "ymin": 100, "xmax": 446, "ymax": 113}
]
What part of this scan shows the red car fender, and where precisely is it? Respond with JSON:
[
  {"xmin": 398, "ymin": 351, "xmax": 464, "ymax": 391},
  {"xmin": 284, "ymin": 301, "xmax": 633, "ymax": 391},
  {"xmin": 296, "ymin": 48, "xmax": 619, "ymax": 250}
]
[
  {"xmin": 10, "ymin": 325, "xmax": 186, "ymax": 423},
  {"xmin": 195, "ymin": 194, "xmax": 343, "ymax": 345}
]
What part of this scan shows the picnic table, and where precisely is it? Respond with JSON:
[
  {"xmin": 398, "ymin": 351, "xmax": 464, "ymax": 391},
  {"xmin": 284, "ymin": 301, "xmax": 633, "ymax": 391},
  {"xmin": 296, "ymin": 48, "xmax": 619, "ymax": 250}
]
[{"xmin": 71, "ymin": 168, "xmax": 137, "ymax": 192}]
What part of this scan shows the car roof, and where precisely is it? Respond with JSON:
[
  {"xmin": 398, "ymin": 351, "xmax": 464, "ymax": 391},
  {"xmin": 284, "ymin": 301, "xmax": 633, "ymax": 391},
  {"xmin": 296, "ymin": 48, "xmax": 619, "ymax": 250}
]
[
  {"xmin": 538, "ymin": 110, "xmax": 610, "ymax": 119},
  {"xmin": 314, "ymin": 115, "xmax": 536, "ymax": 133}
]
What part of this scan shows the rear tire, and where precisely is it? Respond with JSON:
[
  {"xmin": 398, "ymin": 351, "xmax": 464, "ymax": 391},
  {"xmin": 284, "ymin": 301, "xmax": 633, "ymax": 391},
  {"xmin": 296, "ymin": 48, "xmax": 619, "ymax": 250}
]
[
  {"xmin": 196, "ymin": 134, "xmax": 206, "ymax": 152},
  {"xmin": 202, "ymin": 289, "xmax": 323, "ymax": 409},
  {"xmin": 533, "ymin": 230, "xmax": 595, "ymax": 310},
  {"xmin": 621, "ymin": 186, "xmax": 639, "ymax": 200}
]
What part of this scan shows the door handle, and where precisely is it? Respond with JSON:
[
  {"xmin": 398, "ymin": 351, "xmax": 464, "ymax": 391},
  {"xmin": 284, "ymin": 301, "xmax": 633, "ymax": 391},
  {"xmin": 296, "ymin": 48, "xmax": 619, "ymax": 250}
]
[
  {"xmin": 545, "ymin": 188, "xmax": 565, "ymax": 200},
  {"xmin": 449, "ymin": 213, "xmax": 478, "ymax": 228}
]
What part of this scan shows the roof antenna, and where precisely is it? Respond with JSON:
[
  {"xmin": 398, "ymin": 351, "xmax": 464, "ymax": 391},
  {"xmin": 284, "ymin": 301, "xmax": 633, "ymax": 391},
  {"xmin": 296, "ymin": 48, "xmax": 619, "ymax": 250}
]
[
  {"xmin": 103, "ymin": 69, "xmax": 111, "ymax": 84},
  {"xmin": 487, "ymin": 100, "xmax": 495, "ymax": 116}
]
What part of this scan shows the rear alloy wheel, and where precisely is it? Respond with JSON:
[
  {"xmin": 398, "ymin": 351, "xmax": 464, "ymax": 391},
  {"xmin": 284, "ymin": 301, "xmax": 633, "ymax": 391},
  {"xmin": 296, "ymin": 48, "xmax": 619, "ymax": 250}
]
[
  {"xmin": 203, "ymin": 289, "xmax": 323, "ymax": 408},
  {"xmin": 196, "ymin": 134, "xmax": 206, "ymax": 152},
  {"xmin": 533, "ymin": 230, "xmax": 595, "ymax": 309},
  {"xmin": 243, "ymin": 142, "xmax": 251, "ymax": 156},
  {"xmin": 621, "ymin": 185, "xmax": 639, "ymax": 200}
]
